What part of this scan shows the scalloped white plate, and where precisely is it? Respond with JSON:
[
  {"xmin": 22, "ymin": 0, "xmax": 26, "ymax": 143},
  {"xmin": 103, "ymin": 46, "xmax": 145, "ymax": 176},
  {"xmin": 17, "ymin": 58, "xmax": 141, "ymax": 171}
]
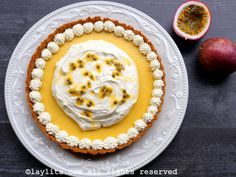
[{"xmin": 5, "ymin": 1, "xmax": 188, "ymax": 177}]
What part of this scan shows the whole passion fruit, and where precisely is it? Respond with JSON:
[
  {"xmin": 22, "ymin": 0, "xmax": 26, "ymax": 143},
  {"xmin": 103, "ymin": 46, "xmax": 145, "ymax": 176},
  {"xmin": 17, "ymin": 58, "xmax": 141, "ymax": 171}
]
[
  {"xmin": 173, "ymin": 0, "xmax": 211, "ymax": 40},
  {"xmin": 199, "ymin": 38, "xmax": 236, "ymax": 74}
]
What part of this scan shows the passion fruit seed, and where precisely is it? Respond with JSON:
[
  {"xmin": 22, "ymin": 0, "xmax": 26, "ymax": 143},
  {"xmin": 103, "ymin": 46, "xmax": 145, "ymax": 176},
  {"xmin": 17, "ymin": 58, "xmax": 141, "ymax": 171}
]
[
  {"xmin": 87, "ymin": 81, "xmax": 92, "ymax": 88},
  {"xmin": 69, "ymin": 88, "xmax": 76, "ymax": 95},
  {"xmin": 65, "ymin": 76, "xmax": 73, "ymax": 85},
  {"xmin": 85, "ymin": 53, "xmax": 99, "ymax": 62},
  {"xmin": 99, "ymin": 86, "xmax": 113, "ymax": 98},
  {"xmin": 83, "ymin": 71, "xmax": 89, "ymax": 76},
  {"xmin": 77, "ymin": 59, "xmax": 85, "ymax": 68},
  {"xmin": 120, "ymin": 88, "xmax": 130, "ymax": 104},
  {"xmin": 69, "ymin": 62, "xmax": 77, "ymax": 71},
  {"xmin": 123, "ymin": 93, "xmax": 130, "ymax": 99},
  {"xmin": 177, "ymin": 4, "xmax": 209, "ymax": 36},
  {"xmin": 78, "ymin": 60, "xmax": 83, "ymax": 64},
  {"xmin": 105, "ymin": 58, "xmax": 114, "ymax": 65},
  {"xmin": 68, "ymin": 83, "xmax": 89, "ymax": 97},
  {"xmin": 120, "ymin": 99, "xmax": 126, "ymax": 104},
  {"xmin": 81, "ymin": 85, "xmax": 87, "ymax": 90},
  {"xmin": 83, "ymin": 110, "xmax": 93, "ymax": 118},
  {"xmin": 86, "ymin": 100, "xmax": 95, "ymax": 107},
  {"xmin": 76, "ymin": 98, "xmax": 84, "ymax": 105},
  {"xmin": 79, "ymin": 90, "xmax": 85, "ymax": 96},
  {"xmin": 112, "ymin": 99, "xmax": 119, "ymax": 107},
  {"xmin": 114, "ymin": 61, "xmax": 125, "ymax": 72},
  {"xmin": 95, "ymin": 63, "xmax": 102, "ymax": 72},
  {"xmin": 112, "ymin": 71, "xmax": 120, "ymax": 78},
  {"xmin": 82, "ymin": 70, "xmax": 95, "ymax": 80},
  {"xmin": 122, "ymin": 89, "xmax": 127, "ymax": 94},
  {"xmin": 90, "ymin": 90, "xmax": 95, "ymax": 95},
  {"xmin": 89, "ymin": 74, "xmax": 95, "ymax": 81}
]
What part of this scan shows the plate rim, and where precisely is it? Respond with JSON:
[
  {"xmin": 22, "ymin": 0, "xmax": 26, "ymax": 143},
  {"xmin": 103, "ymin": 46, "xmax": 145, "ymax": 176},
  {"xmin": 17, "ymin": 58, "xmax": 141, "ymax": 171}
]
[{"xmin": 4, "ymin": 1, "xmax": 189, "ymax": 176}]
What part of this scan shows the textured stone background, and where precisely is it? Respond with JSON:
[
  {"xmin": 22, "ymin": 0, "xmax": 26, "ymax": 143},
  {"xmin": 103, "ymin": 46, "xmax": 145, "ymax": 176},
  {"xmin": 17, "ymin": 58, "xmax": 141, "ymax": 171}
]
[{"xmin": 0, "ymin": 0, "xmax": 236, "ymax": 177}]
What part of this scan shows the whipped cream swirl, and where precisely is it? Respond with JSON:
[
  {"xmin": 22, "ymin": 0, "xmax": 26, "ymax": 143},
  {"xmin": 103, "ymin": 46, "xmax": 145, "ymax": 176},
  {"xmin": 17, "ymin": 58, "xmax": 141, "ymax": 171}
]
[{"xmin": 52, "ymin": 40, "xmax": 139, "ymax": 131}]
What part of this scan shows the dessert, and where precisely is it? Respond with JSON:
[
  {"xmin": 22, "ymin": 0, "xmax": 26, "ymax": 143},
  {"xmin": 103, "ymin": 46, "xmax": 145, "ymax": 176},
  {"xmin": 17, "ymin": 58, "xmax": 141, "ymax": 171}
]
[{"xmin": 25, "ymin": 17, "xmax": 165, "ymax": 155}]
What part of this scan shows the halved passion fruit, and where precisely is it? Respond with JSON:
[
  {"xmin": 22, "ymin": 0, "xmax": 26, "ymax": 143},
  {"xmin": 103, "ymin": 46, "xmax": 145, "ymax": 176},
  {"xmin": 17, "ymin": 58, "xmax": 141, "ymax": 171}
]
[{"xmin": 173, "ymin": 0, "xmax": 211, "ymax": 40}]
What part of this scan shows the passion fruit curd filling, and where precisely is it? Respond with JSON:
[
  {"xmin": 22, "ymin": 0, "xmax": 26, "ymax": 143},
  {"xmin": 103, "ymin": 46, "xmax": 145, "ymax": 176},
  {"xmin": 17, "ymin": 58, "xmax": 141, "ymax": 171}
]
[
  {"xmin": 177, "ymin": 5, "xmax": 209, "ymax": 36},
  {"xmin": 52, "ymin": 40, "xmax": 139, "ymax": 130}
]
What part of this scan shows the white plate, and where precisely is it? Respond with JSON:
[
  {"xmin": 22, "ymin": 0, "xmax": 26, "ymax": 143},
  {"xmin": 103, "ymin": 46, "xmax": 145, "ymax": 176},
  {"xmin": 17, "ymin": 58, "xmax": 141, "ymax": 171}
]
[{"xmin": 5, "ymin": 1, "xmax": 188, "ymax": 177}]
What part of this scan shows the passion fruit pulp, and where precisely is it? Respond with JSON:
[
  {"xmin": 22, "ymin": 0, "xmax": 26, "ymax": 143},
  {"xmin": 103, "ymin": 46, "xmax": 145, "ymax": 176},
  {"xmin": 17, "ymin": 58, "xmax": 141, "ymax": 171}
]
[{"xmin": 173, "ymin": 1, "xmax": 211, "ymax": 40}]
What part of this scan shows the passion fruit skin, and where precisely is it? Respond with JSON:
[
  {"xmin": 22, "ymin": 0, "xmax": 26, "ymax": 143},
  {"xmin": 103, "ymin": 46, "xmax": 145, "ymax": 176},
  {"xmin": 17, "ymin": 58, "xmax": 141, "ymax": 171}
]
[
  {"xmin": 199, "ymin": 38, "xmax": 236, "ymax": 74},
  {"xmin": 173, "ymin": 0, "xmax": 211, "ymax": 40}
]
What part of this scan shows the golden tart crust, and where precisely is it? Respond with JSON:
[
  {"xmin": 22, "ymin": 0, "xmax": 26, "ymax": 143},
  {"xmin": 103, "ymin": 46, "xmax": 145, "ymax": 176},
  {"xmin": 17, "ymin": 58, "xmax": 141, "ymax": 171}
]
[{"xmin": 25, "ymin": 16, "xmax": 165, "ymax": 155}]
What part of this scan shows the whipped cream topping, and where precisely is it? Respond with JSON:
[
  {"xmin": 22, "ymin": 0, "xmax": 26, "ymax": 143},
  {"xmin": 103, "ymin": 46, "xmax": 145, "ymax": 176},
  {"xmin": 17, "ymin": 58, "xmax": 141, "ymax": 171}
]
[
  {"xmin": 152, "ymin": 88, "xmax": 164, "ymax": 97},
  {"xmin": 32, "ymin": 68, "xmax": 44, "ymax": 79},
  {"xmin": 33, "ymin": 102, "xmax": 45, "ymax": 115},
  {"xmin": 150, "ymin": 59, "xmax": 160, "ymax": 71},
  {"xmin": 133, "ymin": 35, "xmax": 144, "ymax": 46},
  {"xmin": 91, "ymin": 139, "xmax": 104, "ymax": 150},
  {"xmin": 153, "ymin": 80, "xmax": 164, "ymax": 89},
  {"xmin": 41, "ymin": 49, "xmax": 52, "ymax": 60},
  {"xmin": 64, "ymin": 29, "xmax": 74, "ymax": 41},
  {"xmin": 134, "ymin": 119, "xmax": 147, "ymax": 131},
  {"xmin": 55, "ymin": 130, "xmax": 68, "ymax": 143},
  {"xmin": 66, "ymin": 136, "xmax": 80, "ymax": 147},
  {"xmin": 117, "ymin": 133, "xmax": 129, "ymax": 145},
  {"xmin": 35, "ymin": 58, "xmax": 46, "ymax": 69},
  {"xmin": 52, "ymin": 40, "xmax": 139, "ymax": 131},
  {"xmin": 124, "ymin": 30, "xmax": 135, "ymax": 41},
  {"xmin": 114, "ymin": 26, "xmax": 125, "ymax": 37},
  {"xmin": 29, "ymin": 79, "xmax": 42, "ymax": 91},
  {"xmin": 94, "ymin": 21, "xmax": 104, "ymax": 32},
  {"xmin": 147, "ymin": 51, "xmax": 157, "ymax": 61},
  {"xmin": 153, "ymin": 69, "xmax": 164, "ymax": 79},
  {"xmin": 104, "ymin": 21, "xmax": 115, "ymax": 32},
  {"xmin": 47, "ymin": 42, "xmax": 59, "ymax": 54},
  {"xmin": 104, "ymin": 137, "xmax": 118, "ymax": 149},
  {"xmin": 142, "ymin": 113, "xmax": 153, "ymax": 123},
  {"xmin": 38, "ymin": 112, "xmax": 51, "ymax": 125},
  {"xmin": 150, "ymin": 97, "xmax": 161, "ymax": 107},
  {"xmin": 54, "ymin": 33, "xmax": 65, "ymax": 46},
  {"xmin": 127, "ymin": 127, "xmax": 139, "ymax": 138},
  {"xmin": 29, "ymin": 91, "xmax": 41, "ymax": 103},
  {"xmin": 46, "ymin": 123, "xmax": 60, "ymax": 135},
  {"xmin": 83, "ymin": 22, "xmax": 93, "ymax": 33},
  {"xmin": 73, "ymin": 24, "xmax": 84, "ymax": 36},
  {"xmin": 79, "ymin": 138, "xmax": 91, "ymax": 149},
  {"xmin": 147, "ymin": 105, "xmax": 158, "ymax": 115},
  {"xmin": 139, "ymin": 43, "xmax": 151, "ymax": 55}
]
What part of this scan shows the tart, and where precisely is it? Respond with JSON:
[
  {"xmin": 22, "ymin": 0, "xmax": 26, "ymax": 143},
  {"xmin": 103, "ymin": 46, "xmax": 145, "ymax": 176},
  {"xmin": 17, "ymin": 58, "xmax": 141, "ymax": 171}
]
[{"xmin": 25, "ymin": 17, "xmax": 165, "ymax": 155}]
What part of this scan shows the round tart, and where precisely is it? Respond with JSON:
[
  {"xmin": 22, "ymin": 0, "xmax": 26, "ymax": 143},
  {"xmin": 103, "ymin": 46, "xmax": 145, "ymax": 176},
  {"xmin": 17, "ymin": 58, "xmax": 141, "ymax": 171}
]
[{"xmin": 25, "ymin": 17, "xmax": 165, "ymax": 155}]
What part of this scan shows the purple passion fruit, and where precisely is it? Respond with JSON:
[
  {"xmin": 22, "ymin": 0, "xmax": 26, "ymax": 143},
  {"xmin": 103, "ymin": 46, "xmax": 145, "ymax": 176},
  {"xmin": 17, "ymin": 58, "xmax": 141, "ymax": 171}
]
[
  {"xmin": 173, "ymin": 0, "xmax": 211, "ymax": 40},
  {"xmin": 199, "ymin": 38, "xmax": 236, "ymax": 74}
]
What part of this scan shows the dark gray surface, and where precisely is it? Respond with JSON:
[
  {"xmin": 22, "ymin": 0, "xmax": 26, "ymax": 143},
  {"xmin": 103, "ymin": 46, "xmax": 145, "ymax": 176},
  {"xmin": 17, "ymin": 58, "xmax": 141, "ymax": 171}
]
[{"xmin": 1, "ymin": 0, "xmax": 236, "ymax": 177}]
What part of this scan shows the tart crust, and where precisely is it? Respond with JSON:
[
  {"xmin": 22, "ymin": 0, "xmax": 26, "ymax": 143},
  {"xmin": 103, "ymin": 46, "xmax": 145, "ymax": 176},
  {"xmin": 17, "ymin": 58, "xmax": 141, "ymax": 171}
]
[{"xmin": 25, "ymin": 17, "xmax": 166, "ymax": 155}]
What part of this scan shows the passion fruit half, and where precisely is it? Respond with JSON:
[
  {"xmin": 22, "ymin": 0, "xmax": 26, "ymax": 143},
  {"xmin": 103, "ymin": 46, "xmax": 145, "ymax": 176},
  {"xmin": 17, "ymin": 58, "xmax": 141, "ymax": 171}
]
[{"xmin": 173, "ymin": 0, "xmax": 211, "ymax": 40}]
